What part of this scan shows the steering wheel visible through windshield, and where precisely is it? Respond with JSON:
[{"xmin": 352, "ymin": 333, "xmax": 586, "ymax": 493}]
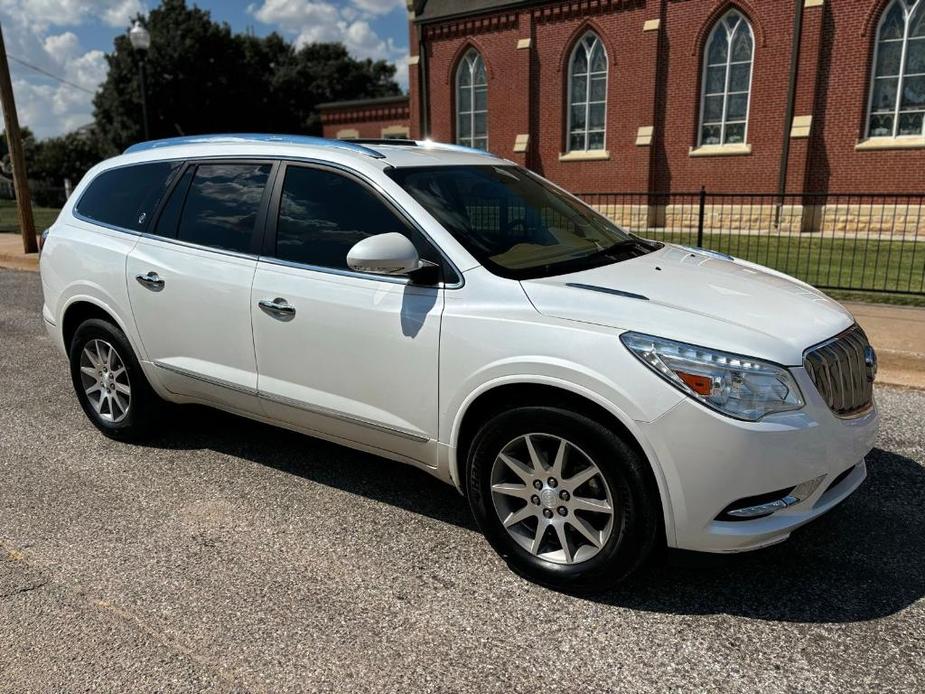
[{"xmin": 387, "ymin": 164, "xmax": 659, "ymax": 279}]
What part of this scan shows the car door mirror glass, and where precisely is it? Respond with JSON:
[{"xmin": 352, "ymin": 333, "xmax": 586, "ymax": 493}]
[{"xmin": 346, "ymin": 232, "xmax": 428, "ymax": 276}]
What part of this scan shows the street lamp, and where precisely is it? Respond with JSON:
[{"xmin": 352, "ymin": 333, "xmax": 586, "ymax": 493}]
[{"xmin": 128, "ymin": 20, "xmax": 151, "ymax": 141}]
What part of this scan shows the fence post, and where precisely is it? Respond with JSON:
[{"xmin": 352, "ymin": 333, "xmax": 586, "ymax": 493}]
[{"xmin": 697, "ymin": 185, "xmax": 706, "ymax": 247}]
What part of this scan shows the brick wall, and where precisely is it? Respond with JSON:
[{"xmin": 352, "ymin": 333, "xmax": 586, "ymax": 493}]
[
  {"xmin": 319, "ymin": 96, "xmax": 411, "ymax": 140},
  {"xmin": 404, "ymin": 0, "xmax": 925, "ymax": 199}
]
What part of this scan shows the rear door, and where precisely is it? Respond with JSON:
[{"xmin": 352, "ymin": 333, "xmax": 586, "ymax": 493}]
[
  {"xmin": 126, "ymin": 159, "xmax": 276, "ymax": 411},
  {"xmin": 250, "ymin": 162, "xmax": 446, "ymax": 464}
]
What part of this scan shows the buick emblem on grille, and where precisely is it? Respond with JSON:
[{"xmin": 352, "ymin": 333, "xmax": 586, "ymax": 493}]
[{"xmin": 864, "ymin": 345, "xmax": 878, "ymax": 382}]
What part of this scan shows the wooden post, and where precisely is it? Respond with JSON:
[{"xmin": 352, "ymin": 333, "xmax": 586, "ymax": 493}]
[{"xmin": 0, "ymin": 22, "xmax": 37, "ymax": 254}]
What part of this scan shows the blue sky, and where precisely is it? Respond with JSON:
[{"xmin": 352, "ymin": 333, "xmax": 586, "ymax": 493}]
[{"xmin": 0, "ymin": 0, "xmax": 410, "ymax": 138}]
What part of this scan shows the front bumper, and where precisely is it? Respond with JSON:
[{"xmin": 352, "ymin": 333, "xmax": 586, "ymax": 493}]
[{"xmin": 637, "ymin": 366, "xmax": 879, "ymax": 553}]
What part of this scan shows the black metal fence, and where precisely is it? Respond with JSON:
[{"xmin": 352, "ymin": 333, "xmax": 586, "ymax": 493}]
[{"xmin": 577, "ymin": 189, "xmax": 925, "ymax": 296}]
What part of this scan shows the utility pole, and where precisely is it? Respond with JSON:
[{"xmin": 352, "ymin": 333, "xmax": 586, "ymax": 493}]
[{"xmin": 0, "ymin": 22, "xmax": 37, "ymax": 254}]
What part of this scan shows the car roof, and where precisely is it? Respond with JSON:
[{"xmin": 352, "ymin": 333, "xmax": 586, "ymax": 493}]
[{"xmin": 121, "ymin": 134, "xmax": 509, "ymax": 169}]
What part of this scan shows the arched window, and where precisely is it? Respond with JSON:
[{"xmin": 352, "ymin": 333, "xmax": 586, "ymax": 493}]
[
  {"xmin": 868, "ymin": 0, "xmax": 925, "ymax": 138},
  {"xmin": 698, "ymin": 10, "xmax": 754, "ymax": 146},
  {"xmin": 456, "ymin": 49, "xmax": 488, "ymax": 150},
  {"xmin": 567, "ymin": 32, "xmax": 608, "ymax": 152}
]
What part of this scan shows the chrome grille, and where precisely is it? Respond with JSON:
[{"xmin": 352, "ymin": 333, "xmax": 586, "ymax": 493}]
[{"xmin": 803, "ymin": 324, "xmax": 875, "ymax": 418}]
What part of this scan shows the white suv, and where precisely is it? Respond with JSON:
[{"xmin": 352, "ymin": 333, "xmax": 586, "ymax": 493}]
[{"xmin": 40, "ymin": 135, "xmax": 879, "ymax": 590}]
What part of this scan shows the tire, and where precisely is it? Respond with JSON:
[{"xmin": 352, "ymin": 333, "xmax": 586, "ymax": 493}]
[
  {"xmin": 68, "ymin": 318, "xmax": 161, "ymax": 441},
  {"xmin": 467, "ymin": 406, "xmax": 659, "ymax": 592}
]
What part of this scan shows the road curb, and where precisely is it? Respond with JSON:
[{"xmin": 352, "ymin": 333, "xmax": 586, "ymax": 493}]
[
  {"xmin": 875, "ymin": 348, "xmax": 925, "ymax": 390},
  {"xmin": 0, "ymin": 252, "xmax": 38, "ymax": 272}
]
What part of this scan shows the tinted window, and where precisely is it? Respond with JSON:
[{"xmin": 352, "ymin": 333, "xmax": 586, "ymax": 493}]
[
  {"xmin": 76, "ymin": 162, "xmax": 180, "ymax": 231},
  {"xmin": 177, "ymin": 163, "xmax": 271, "ymax": 253},
  {"xmin": 274, "ymin": 166, "xmax": 412, "ymax": 270},
  {"xmin": 387, "ymin": 165, "xmax": 658, "ymax": 280},
  {"xmin": 152, "ymin": 166, "xmax": 193, "ymax": 238}
]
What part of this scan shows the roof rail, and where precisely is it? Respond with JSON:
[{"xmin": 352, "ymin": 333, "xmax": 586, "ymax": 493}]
[
  {"xmin": 123, "ymin": 133, "xmax": 386, "ymax": 159},
  {"xmin": 414, "ymin": 139, "xmax": 502, "ymax": 159},
  {"xmin": 348, "ymin": 138, "xmax": 418, "ymax": 146},
  {"xmin": 344, "ymin": 139, "xmax": 501, "ymax": 160}
]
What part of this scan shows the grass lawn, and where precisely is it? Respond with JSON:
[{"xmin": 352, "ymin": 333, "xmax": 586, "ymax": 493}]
[
  {"xmin": 644, "ymin": 230, "xmax": 925, "ymax": 306},
  {"xmin": 0, "ymin": 199, "xmax": 60, "ymax": 234}
]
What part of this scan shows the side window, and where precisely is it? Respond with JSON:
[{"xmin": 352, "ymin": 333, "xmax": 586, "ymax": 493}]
[
  {"xmin": 76, "ymin": 161, "xmax": 180, "ymax": 231},
  {"xmin": 176, "ymin": 163, "xmax": 272, "ymax": 253},
  {"xmin": 273, "ymin": 166, "xmax": 414, "ymax": 271},
  {"xmin": 152, "ymin": 166, "xmax": 193, "ymax": 238}
]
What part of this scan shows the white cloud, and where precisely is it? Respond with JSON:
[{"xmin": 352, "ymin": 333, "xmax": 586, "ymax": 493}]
[
  {"xmin": 100, "ymin": 0, "xmax": 144, "ymax": 27},
  {"xmin": 0, "ymin": 0, "xmax": 143, "ymax": 29},
  {"xmin": 42, "ymin": 31, "xmax": 80, "ymax": 61},
  {"xmin": 249, "ymin": 0, "xmax": 409, "ymax": 89},
  {"xmin": 350, "ymin": 0, "xmax": 404, "ymax": 16},
  {"xmin": 0, "ymin": 3, "xmax": 119, "ymax": 138}
]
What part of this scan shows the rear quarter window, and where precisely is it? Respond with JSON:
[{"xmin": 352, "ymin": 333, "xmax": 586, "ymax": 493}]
[{"xmin": 75, "ymin": 161, "xmax": 180, "ymax": 231}]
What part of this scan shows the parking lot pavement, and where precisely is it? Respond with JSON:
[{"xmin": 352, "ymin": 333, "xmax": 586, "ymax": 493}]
[{"xmin": 0, "ymin": 268, "xmax": 923, "ymax": 693}]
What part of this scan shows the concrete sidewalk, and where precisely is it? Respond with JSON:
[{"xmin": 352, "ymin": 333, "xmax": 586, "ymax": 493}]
[
  {"xmin": 1, "ymin": 231, "xmax": 922, "ymax": 388},
  {"xmin": 0, "ymin": 233, "xmax": 38, "ymax": 271}
]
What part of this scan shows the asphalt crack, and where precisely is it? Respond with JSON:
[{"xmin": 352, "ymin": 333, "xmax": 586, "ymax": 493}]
[{"xmin": 0, "ymin": 580, "xmax": 48, "ymax": 599}]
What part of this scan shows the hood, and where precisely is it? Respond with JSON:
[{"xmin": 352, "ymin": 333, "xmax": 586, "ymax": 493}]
[{"xmin": 520, "ymin": 244, "xmax": 854, "ymax": 366}]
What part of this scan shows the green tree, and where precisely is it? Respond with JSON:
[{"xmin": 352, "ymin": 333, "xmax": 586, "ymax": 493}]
[
  {"xmin": 29, "ymin": 129, "xmax": 117, "ymax": 186},
  {"xmin": 93, "ymin": 0, "xmax": 401, "ymax": 150},
  {"xmin": 0, "ymin": 127, "xmax": 38, "ymax": 177}
]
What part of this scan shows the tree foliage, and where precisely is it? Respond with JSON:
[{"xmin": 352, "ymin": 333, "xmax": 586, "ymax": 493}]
[
  {"xmin": 2, "ymin": 126, "xmax": 115, "ymax": 205},
  {"xmin": 93, "ymin": 0, "xmax": 401, "ymax": 150}
]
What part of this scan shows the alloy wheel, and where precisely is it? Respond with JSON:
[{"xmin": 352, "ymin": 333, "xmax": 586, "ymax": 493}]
[
  {"xmin": 79, "ymin": 339, "xmax": 132, "ymax": 423},
  {"xmin": 489, "ymin": 433, "xmax": 617, "ymax": 565}
]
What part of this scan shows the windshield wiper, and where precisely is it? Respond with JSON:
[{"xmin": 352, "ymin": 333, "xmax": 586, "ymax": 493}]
[{"xmin": 588, "ymin": 239, "xmax": 641, "ymax": 260}]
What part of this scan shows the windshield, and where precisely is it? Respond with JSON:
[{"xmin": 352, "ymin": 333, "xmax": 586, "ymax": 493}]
[{"xmin": 387, "ymin": 165, "xmax": 659, "ymax": 279}]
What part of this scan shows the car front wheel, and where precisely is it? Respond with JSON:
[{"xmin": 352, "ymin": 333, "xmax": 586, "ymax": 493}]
[{"xmin": 467, "ymin": 406, "xmax": 659, "ymax": 592}]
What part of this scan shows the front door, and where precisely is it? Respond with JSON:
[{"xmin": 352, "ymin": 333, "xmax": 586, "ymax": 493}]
[
  {"xmin": 251, "ymin": 163, "xmax": 444, "ymax": 464},
  {"xmin": 127, "ymin": 160, "xmax": 275, "ymax": 412}
]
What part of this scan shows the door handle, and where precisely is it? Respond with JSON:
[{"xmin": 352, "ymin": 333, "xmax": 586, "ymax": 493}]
[
  {"xmin": 135, "ymin": 271, "xmax": 165, "ymax": 292},
  {"xmin": 258, "ymin": 297, "xmax": 296, "ymax": 321}
]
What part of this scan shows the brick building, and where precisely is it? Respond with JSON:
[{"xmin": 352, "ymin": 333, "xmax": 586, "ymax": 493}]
[
  {"xmin": 323, "ymin": 0, "xmax": 925, "ymax": 231},
  {"xmin": 318, "ymin": 95, "xmax": 411, "ymax": 141}
]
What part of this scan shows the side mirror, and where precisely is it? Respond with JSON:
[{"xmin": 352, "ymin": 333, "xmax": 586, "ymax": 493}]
[{"xmin": 346, "ymin": 232, "xmax": 436, "ymax": 278}]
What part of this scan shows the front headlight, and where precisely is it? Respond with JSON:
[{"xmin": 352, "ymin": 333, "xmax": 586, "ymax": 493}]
[{"xmin": 620, "ymin": 332, "xmax": 804, "ymax": 421}]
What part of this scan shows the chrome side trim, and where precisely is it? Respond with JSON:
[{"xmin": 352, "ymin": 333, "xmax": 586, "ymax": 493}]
[
  {"xmin": 259, "ymin": 391, "xmax": 430, "ymax": 443},
  {"xmin": 72, "ymin": 211, "xmax": 143, "ymax": 237},
  {"xmin": 152, "ymin": 361, "xmax": 258, "ymax": 396},
  {"xmin": 153, "ymin": 361, "xmax": 429, "ymax": 443},
  {"xmin": 565, "ymin": 283, "xmax": 649, "ymax": 301},
  {"xmin": 139, "ymin": 232, "xmax": 259, "ymax": 261},
  {"xmin": 258, "ymin": 255, "xmax": 453, "ymax": 288},
  {"xmin": 259, "ymin": 256, "xmax": 410, "ymax": 285}
]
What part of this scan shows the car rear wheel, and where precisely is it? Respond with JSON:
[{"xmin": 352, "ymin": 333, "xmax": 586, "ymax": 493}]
[
  {"xmin": 69, "ymin": 318, "xmax": 160, "ymax": 441},
  {"xmin": 467, "ymin": 406, "xmax": 659, "ymax": 592}
]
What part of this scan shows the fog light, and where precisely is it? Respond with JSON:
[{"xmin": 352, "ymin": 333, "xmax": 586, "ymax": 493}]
[
  {"xmin": 719, "ymin": 475, "xmax": 825, "ymax": 521},
  {"xmin": 726, "ymin": 496, "xmax": 798, "ymax": 519}
]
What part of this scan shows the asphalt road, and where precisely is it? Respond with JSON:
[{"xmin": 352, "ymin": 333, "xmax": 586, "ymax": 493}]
[{"xmin": 1, "ymin": 267, "xmax": 923, "ymax": 693}]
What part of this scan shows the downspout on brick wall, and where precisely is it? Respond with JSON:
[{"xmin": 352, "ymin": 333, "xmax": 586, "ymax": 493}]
[
  {"xmin": 418, "ymin": 24, "xmax": 430, "ymax": 139},
  {"xmin": 777, "ymin": 0, "xmax": 805, "ymax": 210}
]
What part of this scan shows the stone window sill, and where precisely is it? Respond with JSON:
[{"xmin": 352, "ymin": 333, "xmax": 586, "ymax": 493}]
[
  {"xmin": 559, "ymin": 150, "xmax": 611, "ymax": 162},
  {"xmin": 689, "ymin": 143, "xmax": 752, "ymax": 158},
  {"xmin": 855, "ymin": 137, "xmax": 925, "ymax": 151}
]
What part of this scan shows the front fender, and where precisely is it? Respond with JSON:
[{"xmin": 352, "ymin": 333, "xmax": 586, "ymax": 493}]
[{"xmin": 442, "ymin": 368, "xmax": 680, "ymax": 546}]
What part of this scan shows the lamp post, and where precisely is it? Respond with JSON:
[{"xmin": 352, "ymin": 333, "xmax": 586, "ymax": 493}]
[{"xmin": 128, "ymin": 20, "xmax": 151, "ymax": 141}]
